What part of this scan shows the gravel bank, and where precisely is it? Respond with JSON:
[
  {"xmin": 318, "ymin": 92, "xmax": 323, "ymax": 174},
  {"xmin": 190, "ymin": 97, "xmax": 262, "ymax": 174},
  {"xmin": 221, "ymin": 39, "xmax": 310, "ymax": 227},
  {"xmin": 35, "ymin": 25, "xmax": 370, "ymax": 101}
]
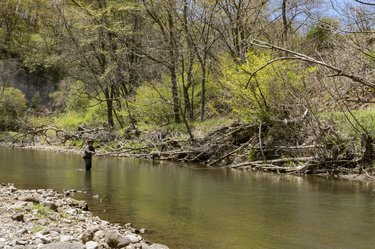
[{"xmin": 0, "ymin": 183, "xmax": 168, "ymax": 249}]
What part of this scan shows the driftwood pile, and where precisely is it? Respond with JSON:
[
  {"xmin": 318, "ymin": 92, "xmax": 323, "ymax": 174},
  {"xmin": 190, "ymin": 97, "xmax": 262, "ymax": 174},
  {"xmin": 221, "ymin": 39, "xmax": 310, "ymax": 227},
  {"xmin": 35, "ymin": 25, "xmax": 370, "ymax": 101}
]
[{"xmin": 97, "ymin": 122, "xmax": 366, "ymax": 175}]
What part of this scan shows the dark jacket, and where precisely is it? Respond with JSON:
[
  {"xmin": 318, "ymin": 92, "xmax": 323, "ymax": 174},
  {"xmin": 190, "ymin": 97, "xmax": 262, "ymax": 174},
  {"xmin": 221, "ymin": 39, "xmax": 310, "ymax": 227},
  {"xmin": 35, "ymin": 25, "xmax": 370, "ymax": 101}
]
[{"xmin": 83, "ymin": 145, "xmax": 95, "ymax": 159}]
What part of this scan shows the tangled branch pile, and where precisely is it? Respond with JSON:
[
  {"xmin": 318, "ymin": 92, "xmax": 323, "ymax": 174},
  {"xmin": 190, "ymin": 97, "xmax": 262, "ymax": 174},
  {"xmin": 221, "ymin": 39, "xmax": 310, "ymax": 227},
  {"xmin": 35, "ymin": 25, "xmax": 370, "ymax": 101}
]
[{"xmin": 2, "ymin": 118, "xmax": 372, "ymax": 176}]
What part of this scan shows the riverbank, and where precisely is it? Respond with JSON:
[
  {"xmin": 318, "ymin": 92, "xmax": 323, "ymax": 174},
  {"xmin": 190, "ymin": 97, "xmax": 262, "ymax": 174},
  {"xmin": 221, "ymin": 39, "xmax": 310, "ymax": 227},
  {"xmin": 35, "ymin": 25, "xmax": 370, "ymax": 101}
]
[
  {"xmin": 1, "ymin": 120, "xmax": 374, "ymax": 182},
  {"xmin": 0, "ymin": 138, "xmax": 375, "ymax": 182},
  {"xmin": 0, "ymin": 183, "xmax": 168, "ymax": 249}
]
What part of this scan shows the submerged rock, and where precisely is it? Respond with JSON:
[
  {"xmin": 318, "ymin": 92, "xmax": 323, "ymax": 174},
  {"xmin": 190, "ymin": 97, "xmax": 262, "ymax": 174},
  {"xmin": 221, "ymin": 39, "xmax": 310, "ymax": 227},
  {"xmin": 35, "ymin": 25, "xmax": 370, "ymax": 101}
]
[
  {"xmin": 105, "ymin": 231, "xmax": 131, "ymax": 248},
  {"xmin": 149, "ymin": 244, "xmax": 170, "ymax": 249}
]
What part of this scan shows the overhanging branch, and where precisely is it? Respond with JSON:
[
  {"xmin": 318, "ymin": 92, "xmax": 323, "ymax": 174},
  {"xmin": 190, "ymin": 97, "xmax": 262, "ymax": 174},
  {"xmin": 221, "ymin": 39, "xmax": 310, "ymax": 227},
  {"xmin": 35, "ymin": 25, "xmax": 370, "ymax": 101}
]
[{"xmin": 249, "ymin": 39, "xmax": 375, "ymax": 88}]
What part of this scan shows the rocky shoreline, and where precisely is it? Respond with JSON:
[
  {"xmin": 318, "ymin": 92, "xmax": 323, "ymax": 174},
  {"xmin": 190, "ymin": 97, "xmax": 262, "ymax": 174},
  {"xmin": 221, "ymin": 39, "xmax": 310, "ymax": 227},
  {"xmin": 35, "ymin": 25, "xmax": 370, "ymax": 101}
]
[{"xmin": 0, "ymin": 183, "xmax": 168, "ymax": 249}]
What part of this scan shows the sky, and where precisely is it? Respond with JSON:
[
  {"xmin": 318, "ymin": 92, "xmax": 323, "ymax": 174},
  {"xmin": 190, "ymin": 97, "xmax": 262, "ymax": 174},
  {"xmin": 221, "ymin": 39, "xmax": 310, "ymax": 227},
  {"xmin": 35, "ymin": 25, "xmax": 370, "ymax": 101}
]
[{"xmin": 268, "ymin": 0, "xmax": 374, "ymax": 32}]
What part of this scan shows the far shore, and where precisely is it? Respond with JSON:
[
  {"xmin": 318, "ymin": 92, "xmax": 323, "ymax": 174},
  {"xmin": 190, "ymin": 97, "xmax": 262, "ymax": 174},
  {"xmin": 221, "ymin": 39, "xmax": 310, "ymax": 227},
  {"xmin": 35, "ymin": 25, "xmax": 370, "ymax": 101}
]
[{"xmin": 1, "ymin": 142, "xmax": 374, "ymax": 183}]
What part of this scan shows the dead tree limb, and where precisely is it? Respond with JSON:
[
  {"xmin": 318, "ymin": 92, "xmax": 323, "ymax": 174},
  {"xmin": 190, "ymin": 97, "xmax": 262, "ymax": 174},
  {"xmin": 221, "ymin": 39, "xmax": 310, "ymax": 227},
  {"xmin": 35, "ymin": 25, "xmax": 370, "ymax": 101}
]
[
  {"xmin": 249, "ymin": 39, "xmax": 375, "ymax": 88},
  {"xmin": 229, "ymin": 156, "xmax": 315, "ymax": 168},
  {"xmin": 208, "ymin": 138, "xmax": 255, "ymax": 166},
  {"xmin": 258, "ymin": 123, "xmax": 266, "ymax": 161}
]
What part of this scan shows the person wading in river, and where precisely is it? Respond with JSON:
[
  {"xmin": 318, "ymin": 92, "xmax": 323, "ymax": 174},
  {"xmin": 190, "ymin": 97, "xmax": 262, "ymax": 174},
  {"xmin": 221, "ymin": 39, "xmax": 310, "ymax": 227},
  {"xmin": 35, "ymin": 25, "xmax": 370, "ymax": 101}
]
[{"xmin": 82, "ymin": 140, "xmax": 96, "ymax": 171}]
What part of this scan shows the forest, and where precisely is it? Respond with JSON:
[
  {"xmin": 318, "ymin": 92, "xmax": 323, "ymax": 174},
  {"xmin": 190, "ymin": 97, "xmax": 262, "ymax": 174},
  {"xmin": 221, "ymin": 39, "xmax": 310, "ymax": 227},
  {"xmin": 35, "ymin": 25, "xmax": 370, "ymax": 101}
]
[{"xmin": 0, "ymin": 0, "xmax": 374, "ymax": 175}]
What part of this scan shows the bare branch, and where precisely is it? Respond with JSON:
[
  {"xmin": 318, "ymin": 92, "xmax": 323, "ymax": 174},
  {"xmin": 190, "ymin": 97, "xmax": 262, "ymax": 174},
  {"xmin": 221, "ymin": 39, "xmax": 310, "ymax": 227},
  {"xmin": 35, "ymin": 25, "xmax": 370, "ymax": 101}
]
[
  {"xmin": 250, "ymin": 39, "xmax": 375, "ymax": 88},
  {"xmin": 353, "ymin": 0, "xmax": 375, "ymax": 6}
]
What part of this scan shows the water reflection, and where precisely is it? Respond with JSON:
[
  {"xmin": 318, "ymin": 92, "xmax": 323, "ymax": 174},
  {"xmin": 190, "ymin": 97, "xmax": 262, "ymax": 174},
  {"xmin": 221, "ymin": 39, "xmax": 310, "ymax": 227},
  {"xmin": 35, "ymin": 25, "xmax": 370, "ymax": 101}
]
[
  {"xmin": 83, "ymin": 171, "xmax": 92, "ymax": 194},
  {"xmin": 1, "ymin": 147, "xmax": 375, "ymax": 249}
]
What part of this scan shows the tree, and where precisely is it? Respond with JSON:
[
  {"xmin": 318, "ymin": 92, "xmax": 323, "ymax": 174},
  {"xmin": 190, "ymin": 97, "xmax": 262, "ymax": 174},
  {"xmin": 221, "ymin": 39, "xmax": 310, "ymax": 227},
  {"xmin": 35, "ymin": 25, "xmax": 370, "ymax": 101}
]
[
  {"xmin": 214, "ymin": 0, "xmax": 268, "ymax": 60},
  {"xmin": 180, "ymin": 0, "xmax": 220, "ymax": 121},
  {"xmin": 141, "ymin": 0, "xmax": 181, "ymax": 123},
  {"xmin": 221, "ymin": 51, "xmax": 311, "ymax": 122},
  {"xmin": 54, "ymin": 0, "xmax": 142, "ymax": 129}
]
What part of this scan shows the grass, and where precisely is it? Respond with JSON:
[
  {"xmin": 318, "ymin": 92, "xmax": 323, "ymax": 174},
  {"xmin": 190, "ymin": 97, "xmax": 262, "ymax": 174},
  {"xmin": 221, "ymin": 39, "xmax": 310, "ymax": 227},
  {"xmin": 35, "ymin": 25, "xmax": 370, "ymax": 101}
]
[
  {"xmin": 28, "ymin": 115, "xmax": 54, "ymax": 127},
  {"xmin": 137, "ymin": 117, "xmax": 234, "ymax": 138},
  {"xmin": 31, "ymin": 225, "xmax": 44, "ymax": 233},
  {"xmin": 30, "ymin": 204, "xmax": 52, "ymax": 218},
  {"xmin": 0, "ymin": 131, "xmax": 23, "ymax": 142},
  {"xmin": 191, "ymin": 117, "xmax": 234, "ymax": 138},
  {"xmin": 54, "ymin": 111, "xmax": 86, "ymax": 129},
  {"xmin": 320, "ymin": 109, "xmax": 375, "ymax": 138}
]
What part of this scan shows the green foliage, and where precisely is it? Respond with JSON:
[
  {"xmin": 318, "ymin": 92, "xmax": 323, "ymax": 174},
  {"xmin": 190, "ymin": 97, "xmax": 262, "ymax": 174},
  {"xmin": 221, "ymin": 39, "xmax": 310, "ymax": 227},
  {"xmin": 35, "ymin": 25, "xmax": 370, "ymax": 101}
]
[
  {"xmin": 137, "ymin": 117, "xmax": 234, "ymax": 140},
  {"xmin": 30, "ymin": 92, "xmax": 41, "ymax": 109},
  {"xmin": 130, "ymin": 79, "xmax": 174, "ymax": 125},
  {"xmin": 66, "ymin": 139, "xmax": 85, "ymax": 147},
  {"xmin": 220, "ymin": 52, "xmax": 312, "ymax": 123},
  {"xmin": 320, "ymin": 109, "xmax": 375, "ymax": 138},
  {"xmin": 196, "ymin": 69, "xmax": 227, "ymax": 119},
  {"xmin": 30, "ymin": 203, "xmax": 52, "ymax": 218},
  {"xmin": 130, "ymin": 63, "xmax": 226, "ymax": 126},
  {"xmin": 0, "ymin": 0, "xmax": 51, "ymax": 57},
  {"xmin": 247, "ymin": 148, "xmax": 257, "ymax": 161},
  {"xmin": 31, "ymin": 225, "xmax": 44, "ymax": 234},
  {"xmin": 50, "ymin": 80, "xmax": 107, "ymax": 129},
  {"xmin": 28, "ymin": 115, "xmax": 54, "ymax": 127},
  {"xmin": 306, "ymin": 18, "xmax": 339, "ymax": 51},
  {"xmin": 54, "ymin": 101, "xmax": 107, "ymax": 129},
  {"xmin": 64, "ymin": 81, "xmax": 91, "ymax": 113},
  {"xmin": 0, "ymin": 86, "xmax": 27, "ymax": 130},
  {"xmin": 191, "ymin": 118, "xmax": 234, "ymax": 137}
]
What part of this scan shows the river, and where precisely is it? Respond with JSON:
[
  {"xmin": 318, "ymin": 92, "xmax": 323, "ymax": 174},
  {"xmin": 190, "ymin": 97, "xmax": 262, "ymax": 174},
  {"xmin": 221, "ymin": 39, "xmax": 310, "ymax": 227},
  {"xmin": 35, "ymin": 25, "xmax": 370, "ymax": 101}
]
[{"xmin": 1, "ymin": 147, "xmax": 375, "ymax": 248}]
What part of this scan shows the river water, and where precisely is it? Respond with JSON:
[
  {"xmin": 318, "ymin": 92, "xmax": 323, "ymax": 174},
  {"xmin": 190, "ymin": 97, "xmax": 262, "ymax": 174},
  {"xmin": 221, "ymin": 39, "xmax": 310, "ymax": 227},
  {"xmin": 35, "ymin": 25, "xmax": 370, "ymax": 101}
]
[{"xmin": 1, "ymin": 147, "xmax": 375, "ymax": 248}]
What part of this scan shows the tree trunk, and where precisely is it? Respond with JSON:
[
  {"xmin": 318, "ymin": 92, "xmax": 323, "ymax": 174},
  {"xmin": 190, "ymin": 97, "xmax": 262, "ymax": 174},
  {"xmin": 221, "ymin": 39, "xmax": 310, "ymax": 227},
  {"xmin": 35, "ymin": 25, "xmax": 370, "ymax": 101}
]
[
  {"xmin": 182, "ymin": 0, "xmax": 194, "ymax": 120},
  {"xmin": 168, "ymin": 11, "xmax": 180, "ymax": 123},
  {"xmin": 170, "ymin": 65, "xmax": 180, "ymax": 123},
  {"xmin": 104, "ymin": 88, "xmax": 114, "ymax": 129},
  {"xmin": 200, "ymin": 59, "xmax": 207, "ymax": 121},
  {"xmin": 186, "ymin": 55, "xmax": 194, "ymax": 120},
  {"xmin": 282, "ymin": 0, "xmax": 288, "ymax": 43},
  {"xmin": 361, "ymin": 133, "xmax": 374, "ymax": 163},
  {"xmin": 181, "ymin": 58, "xmax": 192, "ymax": 120}
]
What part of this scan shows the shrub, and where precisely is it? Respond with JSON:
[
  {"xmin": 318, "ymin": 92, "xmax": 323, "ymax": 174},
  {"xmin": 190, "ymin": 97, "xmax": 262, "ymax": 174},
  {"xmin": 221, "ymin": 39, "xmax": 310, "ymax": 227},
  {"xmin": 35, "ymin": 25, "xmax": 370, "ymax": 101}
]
[
  {"xmin": 220, "ymin": 52, "xmax": 314, "ymax": 123},
  {"xmin": 0, "ymin": 86, "xmax": 27, "ymax": 130},
  {"xmin": 130, "ymin": 79, "xmax": 174, "ymax": 125}
]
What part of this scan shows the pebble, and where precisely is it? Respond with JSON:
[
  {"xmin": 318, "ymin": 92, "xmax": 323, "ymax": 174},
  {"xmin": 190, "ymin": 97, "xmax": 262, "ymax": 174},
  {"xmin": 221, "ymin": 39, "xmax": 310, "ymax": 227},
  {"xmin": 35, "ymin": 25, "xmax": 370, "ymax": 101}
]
[
  {"xmin": 60, "ymin": 235, "xmax": 73, "ymax": 242},
  {"xmin": 125, "ymin": 233, "xmax": 142, "ymax": 243},
  {"xmin": 85, "ymin": 241, "xmax": 99, "ymax": 249},
  {"xmin": 11, "ymin": 214, "xmax": 25, "ymax": 222}
]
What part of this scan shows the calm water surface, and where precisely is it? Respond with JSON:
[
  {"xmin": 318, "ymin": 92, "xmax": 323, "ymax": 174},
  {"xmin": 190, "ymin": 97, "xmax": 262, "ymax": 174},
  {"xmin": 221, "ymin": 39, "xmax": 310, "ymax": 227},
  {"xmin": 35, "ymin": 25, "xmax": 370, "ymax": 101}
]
[{"xmin": 1, "ymin": 147, "xmax": 375, "ymax": 249}]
